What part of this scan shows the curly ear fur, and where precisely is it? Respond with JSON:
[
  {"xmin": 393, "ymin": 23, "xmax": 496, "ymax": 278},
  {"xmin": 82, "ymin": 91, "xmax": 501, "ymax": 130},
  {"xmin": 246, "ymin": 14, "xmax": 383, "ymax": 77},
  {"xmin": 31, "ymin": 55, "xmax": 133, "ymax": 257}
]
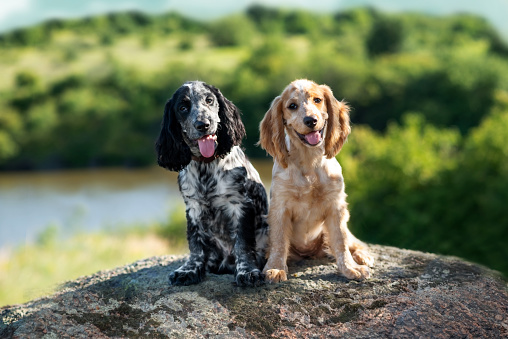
[
  {"xmin": 155, "ymin": 98, "xmax": 192, "ymax": 172},
  {"xmin": 322, "ymin": 85, "xmax": 351, "ymax": 158},
  {"xmin": 258, "ymin": 96, "xmax": 289, "ymax": 168},
  {"xmin": 205, "ymin": 84, "xmax": 246, "ymax": 158}
]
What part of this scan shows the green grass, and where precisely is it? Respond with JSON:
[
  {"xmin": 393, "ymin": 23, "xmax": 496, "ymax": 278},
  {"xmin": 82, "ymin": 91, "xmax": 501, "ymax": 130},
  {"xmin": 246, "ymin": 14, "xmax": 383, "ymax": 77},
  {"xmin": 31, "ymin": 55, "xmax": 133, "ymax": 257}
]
[{"xmin": 0, "ymin": 215, "xmax": 189, "ymax": 307}]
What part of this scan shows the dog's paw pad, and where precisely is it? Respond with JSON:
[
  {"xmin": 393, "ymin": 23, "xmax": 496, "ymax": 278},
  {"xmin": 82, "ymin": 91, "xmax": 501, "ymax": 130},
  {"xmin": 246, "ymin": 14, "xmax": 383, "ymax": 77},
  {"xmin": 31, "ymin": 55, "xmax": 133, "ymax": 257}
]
[
  {"xmin": 235, "ymin": 269, "xmax": 264, "ymax": 287},
  {"xmin": 342, "ymin": 265, "xmax": 370, "ymax": 281},
  {"xmin": 352, "ymin": 249, "xmax": 375, "ymax": 267},
  {"xmin": 169, "ymin": 270, "xmax": 202, "ymax": 286},
  {"xmin": 264, "ymin": 269, "xmax": 287, "ymax": 283}
]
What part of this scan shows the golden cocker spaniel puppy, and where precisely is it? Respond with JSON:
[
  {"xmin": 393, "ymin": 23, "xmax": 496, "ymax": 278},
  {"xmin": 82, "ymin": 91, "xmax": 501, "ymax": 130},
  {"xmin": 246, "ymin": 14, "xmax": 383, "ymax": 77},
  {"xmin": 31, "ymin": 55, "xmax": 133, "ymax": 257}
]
[{"xmin": 259, "ymin": 79, "xmax": 374, "ymax": 283}]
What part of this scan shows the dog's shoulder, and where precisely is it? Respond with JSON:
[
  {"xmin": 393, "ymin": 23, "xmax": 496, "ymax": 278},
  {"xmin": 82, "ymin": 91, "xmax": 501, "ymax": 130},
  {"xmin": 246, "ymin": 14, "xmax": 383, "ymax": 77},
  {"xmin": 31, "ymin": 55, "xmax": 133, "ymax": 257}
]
[{"xmin": 323, "ymin": 156, "xmax": 343, "ymax": 176}]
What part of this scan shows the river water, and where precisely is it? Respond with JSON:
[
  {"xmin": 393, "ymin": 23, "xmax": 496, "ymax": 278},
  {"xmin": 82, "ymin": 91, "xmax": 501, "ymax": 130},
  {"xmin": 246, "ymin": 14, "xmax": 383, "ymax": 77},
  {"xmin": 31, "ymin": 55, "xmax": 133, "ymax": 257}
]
[{"xmin": 0, "ymin": 162, "xmax": 273, "ymax": 249}]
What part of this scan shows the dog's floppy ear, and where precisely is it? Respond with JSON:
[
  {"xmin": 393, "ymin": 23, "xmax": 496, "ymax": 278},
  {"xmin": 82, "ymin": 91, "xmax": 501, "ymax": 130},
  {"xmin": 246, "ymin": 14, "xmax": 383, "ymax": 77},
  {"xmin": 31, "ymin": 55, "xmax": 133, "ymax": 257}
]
[
  {"xmin": 258, "ymin": 96, "xmax": 289, "ymax": 168},
  {"xmin": 155, "ymin": 97, "xmax": 192, "ymax": 171},
  {"xmin": 206, "ymin": 84, "xmax": 246, "ymax": 158},
  {"xmin": 321, "ymin": 85, "xmax": 351, "ymax": 158}
]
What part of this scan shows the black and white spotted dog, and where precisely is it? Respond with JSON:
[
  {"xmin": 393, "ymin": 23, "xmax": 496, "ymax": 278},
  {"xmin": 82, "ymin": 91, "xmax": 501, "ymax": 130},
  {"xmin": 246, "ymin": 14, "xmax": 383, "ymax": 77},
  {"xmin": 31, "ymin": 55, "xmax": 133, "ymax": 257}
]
[{"xmin": 156, "ymin": 81, "xmax": 269, "ymax": 287}]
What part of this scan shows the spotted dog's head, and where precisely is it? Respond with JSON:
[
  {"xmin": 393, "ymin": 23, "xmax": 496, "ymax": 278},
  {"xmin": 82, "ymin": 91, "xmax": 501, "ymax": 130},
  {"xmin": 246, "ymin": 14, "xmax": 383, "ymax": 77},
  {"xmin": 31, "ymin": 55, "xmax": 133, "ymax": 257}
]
[
  {"xmin": 259, "ymin": 79, "xmax": 350, "ymax": 168},
  {"xmin": 156, "ymin": 81, "xmax": 246, "ymax": 171}
]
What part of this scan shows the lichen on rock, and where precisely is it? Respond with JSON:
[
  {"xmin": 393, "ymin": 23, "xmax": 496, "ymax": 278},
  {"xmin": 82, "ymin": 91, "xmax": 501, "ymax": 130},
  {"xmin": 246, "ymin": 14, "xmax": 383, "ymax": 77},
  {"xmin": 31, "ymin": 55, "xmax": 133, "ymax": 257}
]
[{"xmin": 1, "ymin": 246, "xmax": 507, "ymax": 338}]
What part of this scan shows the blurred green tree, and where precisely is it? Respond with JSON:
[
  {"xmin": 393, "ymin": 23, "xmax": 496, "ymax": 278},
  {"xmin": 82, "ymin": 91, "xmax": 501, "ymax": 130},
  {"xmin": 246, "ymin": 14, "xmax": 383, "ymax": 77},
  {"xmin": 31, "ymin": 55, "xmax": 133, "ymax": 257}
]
[
  {"xmin": 209, "ymin": 15, "xmax": 256, "ymax": 47},
  {"xmin": 366, "ymin": 15, "xmax": 403, "ymax": 57}
]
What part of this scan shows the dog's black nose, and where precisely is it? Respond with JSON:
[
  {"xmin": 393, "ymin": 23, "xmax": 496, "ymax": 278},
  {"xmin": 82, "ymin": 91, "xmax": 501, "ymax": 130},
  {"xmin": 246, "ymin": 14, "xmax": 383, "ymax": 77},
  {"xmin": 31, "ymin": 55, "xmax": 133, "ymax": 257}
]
[
  {"xmin": 304, "ymin": 116, "xmax": 318, "ymax": 128},
  {"xmin": 194, "ymin": 120, "xmax": 210, "ymax": 132}
]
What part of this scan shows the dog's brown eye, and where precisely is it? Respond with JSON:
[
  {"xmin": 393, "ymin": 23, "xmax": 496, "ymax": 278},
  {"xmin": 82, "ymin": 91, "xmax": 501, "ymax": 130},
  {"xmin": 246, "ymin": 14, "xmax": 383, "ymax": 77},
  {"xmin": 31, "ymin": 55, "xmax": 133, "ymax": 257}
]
[
  {"xmin": 314, "ymin": 98, "xmax": 322, "ymax": 104},
  {"xmin": 179, "ymin": 105, "xmax": 188, "ymax": 113},
  {"xmin": 288, "ymin": 103, "xmax": 297, "ymax": 110},
  {"xmin": 205, "ymin": 97, "xmax": 213, "ymax": 105}
]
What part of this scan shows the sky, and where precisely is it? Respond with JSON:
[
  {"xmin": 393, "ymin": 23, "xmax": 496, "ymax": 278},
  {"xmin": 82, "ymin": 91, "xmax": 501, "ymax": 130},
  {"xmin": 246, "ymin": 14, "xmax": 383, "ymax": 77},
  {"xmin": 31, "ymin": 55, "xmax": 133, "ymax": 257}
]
[{"xmin": 0, "ymin": 0, "xmax": 507, "ymax": 39}]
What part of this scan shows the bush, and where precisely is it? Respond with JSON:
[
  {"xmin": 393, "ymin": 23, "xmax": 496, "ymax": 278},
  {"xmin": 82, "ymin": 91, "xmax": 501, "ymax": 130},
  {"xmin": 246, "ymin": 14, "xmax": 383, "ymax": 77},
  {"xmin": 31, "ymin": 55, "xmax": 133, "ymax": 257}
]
[
  {"xmin": 366, "ymin": 15, "xmax": 403, "ymax": 57},
  {"xmin": 284, "ymin": 10, "xmax": 319, "ymax": 34},
  {"xmin": 0, "ymin": 130, "xmax": 19, "ymax": 161},
  {"xmin": 341, "ymin": 112, "xmax": 508, "ymax": 276},
  {"xmin": 15, "ymin": 71, "xmax": 40, "ymax": 88},
  {"xmin": 351, "ymin": 51, "xmax": 500, "ymax": 132},
  {"xmin": 208, "ymin": 15, "xmax": 256, "ymax": 47}
]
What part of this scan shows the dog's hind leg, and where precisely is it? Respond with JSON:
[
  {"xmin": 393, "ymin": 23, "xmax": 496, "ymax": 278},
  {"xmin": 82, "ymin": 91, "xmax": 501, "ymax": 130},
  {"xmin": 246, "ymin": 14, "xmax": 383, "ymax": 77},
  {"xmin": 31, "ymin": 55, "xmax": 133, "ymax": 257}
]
[
  {"xmin": 347, "ymin": 229, "xmax": 375, "ymax": 267},
  {"xmin": 254, "ymin": 220, "xmax": 269, "ymax": 268},
  {"xmin": 208, "ymin": 248, "xmax": 235, "ymax": 275}
]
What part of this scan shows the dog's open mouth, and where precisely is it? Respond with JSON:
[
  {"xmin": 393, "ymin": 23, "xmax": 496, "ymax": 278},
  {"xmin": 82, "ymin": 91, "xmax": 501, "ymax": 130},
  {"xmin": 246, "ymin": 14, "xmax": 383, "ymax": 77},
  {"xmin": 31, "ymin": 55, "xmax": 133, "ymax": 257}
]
[
  {"xmin": 197, "ymin": 134, "xmax": 217, "ymax": 158},
  {"xmin": 295, "ymin": 129, "xmax": 324, "ymax": 146}
]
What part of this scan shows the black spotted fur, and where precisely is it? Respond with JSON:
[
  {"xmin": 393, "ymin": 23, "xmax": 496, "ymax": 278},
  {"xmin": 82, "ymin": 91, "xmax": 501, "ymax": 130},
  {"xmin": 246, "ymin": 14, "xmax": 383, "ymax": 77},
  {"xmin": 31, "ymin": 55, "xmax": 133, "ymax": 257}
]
[{"xmin": 155, "ymin": 81, "xmax": 269, "ymax": 287}]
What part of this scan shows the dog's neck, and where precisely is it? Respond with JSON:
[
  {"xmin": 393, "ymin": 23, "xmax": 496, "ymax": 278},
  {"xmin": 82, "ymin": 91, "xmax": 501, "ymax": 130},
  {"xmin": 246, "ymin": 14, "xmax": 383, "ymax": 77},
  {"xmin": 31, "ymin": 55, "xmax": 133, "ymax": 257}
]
[
  {"xmin": 191, "ymin": 154, "xmax": 218, "ymax": 163},
  {"xmin": 286, "ymin": 134, "xmax": 326, "ymax": 170}
]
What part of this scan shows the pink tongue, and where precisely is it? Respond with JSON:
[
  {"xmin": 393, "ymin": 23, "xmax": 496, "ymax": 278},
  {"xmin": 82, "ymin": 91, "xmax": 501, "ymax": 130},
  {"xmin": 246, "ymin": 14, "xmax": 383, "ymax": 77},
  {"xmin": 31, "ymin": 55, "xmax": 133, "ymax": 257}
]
[
  {"xmin": 305, "ymin": 131, "xmax": 321, "ymax": 145},
  {"xmin": 198, "ymin": 135, "xmax": 216, "ymax": 158}
]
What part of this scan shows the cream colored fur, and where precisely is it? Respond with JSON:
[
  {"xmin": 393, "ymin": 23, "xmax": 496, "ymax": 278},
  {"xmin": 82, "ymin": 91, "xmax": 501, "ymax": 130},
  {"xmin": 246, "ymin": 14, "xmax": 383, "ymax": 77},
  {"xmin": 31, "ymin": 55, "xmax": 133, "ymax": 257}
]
[{"xmin": 259, "ymin": 79, "xmax": 374, "ymax": 283}]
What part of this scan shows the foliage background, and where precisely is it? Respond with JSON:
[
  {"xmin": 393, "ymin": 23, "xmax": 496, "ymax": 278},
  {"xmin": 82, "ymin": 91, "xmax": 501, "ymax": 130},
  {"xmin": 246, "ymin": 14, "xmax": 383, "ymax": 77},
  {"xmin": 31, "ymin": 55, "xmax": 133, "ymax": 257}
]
[{"xmin": 0, "ymin": 5, "xmax": 507, "ymax": 305}]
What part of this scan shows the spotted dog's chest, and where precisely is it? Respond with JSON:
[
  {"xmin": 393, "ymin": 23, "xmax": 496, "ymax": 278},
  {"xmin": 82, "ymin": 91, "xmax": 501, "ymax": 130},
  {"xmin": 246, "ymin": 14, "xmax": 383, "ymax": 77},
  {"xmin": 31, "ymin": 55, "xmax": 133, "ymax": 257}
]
[
  {"xmin": 178, "ymin": 161, "xmax": 248, "ymax": 234},
  {"xmin": 179, "ymin": 163, "xmax": 246, "ymax": 202},
  {"xmin": 178, "ymin": 161, "xmax": 247, "ymax": 256}
]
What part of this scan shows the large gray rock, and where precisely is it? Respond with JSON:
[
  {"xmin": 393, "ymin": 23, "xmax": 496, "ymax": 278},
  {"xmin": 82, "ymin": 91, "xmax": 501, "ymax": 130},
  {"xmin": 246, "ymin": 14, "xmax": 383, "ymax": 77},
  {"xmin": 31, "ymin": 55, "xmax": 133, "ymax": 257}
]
[{"xmin": 1, "ymin": 245, "xmax": 507, "ymax": 338}]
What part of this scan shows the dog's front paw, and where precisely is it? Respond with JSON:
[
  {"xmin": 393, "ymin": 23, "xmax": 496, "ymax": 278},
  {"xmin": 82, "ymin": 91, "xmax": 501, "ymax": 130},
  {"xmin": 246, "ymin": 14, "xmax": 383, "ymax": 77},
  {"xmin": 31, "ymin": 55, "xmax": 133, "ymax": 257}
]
[
  {"xmin": 235, "ymin": 269, "xmax": 264, "ymax": 287},
  {"xmin": 264, "ymin": 269, "xmax": 287, "ymax": 283},
  {"xmin": 340, "ymin": 264, "xmax": 370, "ymax": 281},
  {"xmin": 169, "ymin": 269, "xmax": 203, "ymax": 286},
  {"xmin": 351, "ymin": 249, "xmax": 375, "ymax": 267}
]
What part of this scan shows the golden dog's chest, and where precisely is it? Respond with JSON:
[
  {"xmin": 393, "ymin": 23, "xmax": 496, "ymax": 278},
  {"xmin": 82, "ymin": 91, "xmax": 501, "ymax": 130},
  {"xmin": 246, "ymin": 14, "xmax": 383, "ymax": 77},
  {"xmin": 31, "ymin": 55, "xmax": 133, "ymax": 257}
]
[
  {"xmin": 273, "ymin": 170, "xmax": 346, "ymax": 252},
  {"xmin": 277, "ymin": 170, "xmax": 343, "ymax": 208}
]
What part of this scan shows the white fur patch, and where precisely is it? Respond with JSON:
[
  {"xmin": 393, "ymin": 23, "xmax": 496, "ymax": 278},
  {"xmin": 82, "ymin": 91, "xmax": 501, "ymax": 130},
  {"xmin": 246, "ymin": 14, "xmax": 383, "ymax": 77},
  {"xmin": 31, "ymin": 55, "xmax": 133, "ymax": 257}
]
[
  {"xmin": 293, "ymin": 79, "xmax": 313, "ymax": 92},
  {"xmin": 225, "ymin": 202, "xmax": 244, "ymax": 220},
  {"xmin": 186, "ymin": 200, "xmax": 202, "ymax": 225}
]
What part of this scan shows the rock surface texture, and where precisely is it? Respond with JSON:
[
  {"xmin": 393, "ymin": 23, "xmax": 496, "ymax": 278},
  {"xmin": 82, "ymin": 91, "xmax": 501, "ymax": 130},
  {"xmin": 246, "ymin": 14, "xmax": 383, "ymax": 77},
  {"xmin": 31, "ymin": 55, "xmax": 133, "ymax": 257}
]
[{"xmin": 1, "ymin": 245, "xmax": 507, "ymax": 338}]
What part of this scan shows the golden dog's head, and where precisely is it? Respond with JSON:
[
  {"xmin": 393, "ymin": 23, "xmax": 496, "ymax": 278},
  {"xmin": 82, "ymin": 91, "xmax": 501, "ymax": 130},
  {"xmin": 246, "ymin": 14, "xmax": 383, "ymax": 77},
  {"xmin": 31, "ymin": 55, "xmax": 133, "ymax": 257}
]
[{"xmin": 259, "ymin": 79, "xmax": 351, "ymax": 168}]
